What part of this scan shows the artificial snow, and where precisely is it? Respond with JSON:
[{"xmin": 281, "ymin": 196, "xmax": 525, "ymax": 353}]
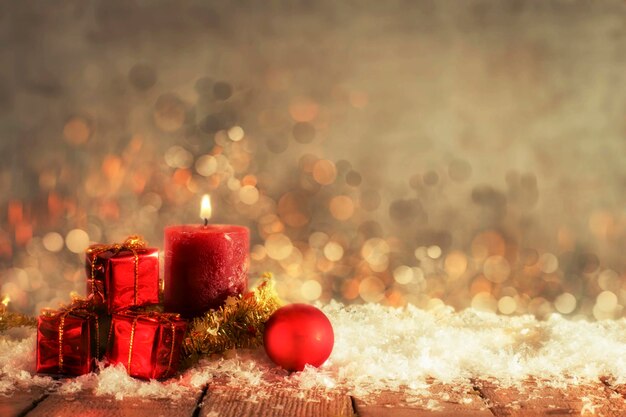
[
  {"xmin": 1, "ymin": 303, "xmax": 626, "ymax": 401},
  {"xmin": 0, "ymin": 327, "xmax": 54, "ymax": 394}
]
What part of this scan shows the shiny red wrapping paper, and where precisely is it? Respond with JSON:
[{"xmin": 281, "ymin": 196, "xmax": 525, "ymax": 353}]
[
  {"xmin": 36, "ymin": 306, "xmax": 107, "ymax": 376},
  {"xmin": 107, "ymin": 311, "xmax": 187, "ymax": 380},
  {"xmin": 85, "ymin": 243, "xmax": 160, "ymax": 314}
]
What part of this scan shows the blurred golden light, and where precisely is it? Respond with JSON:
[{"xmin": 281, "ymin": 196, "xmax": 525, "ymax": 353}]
[
  {"xmin": 554, "ymin": 292, "xmax": 577, "ymax": 314},
  {"xmin": 165, "ymin": 146, "xmax": 193, "ymax": 169},
  {"xmin": 483, "ymin": 255, "xmax": 511, "ymax": 283},
  {"xmin": 312, "ymin": 159, "xmax": 337, "ymax": 185},
  {"xmin": 598, "ymin": 269, "xmax": 619, "ymax": 291},
  {"xmin": 359, "ymin": 276, "xmax": 385, "ymax": 303},
  {"xmin": 413, "ymin": 267, "xmax": 425, "ymax": 282},
  {"xmin": 471, "ymin": 230, "xmax": 506, "ymax": 261},
  {"xmin": 1, "ymin": 294, "xmax": 10, "ymax": 307},
  {"xmin": 63, "ymin": 116, "xmax": 91, "ymax": 145},
  {"xmin": 414, "ymin": 246, "xmax": 427, "ymax": 260},
  {"xmin": 427, "ymin": 298, "xmax": 445, "ymax": 310},
  {"xmin": 259, "ymin": 214, "xmax": 284, "ymax": 236},
  {"xmin": 316, "ymin": 257, "xmax": 335, "ymax": 273},
  {"xmin": 102, "ymin": 155, "xmax": 122, "ymax": 179},
  {"xmin": 227, "ymin": 177, "xmax": 241, "ymax": 191},
  {"xmin": 309, "ymin": 231, "xmax": 329, "ymax": 248},
  {"xmin": 195, "ymin": 155, "xmax": 218, "ymax": 177},
  {"xmin": 444, "ymin": 250, "xmax": 467, "ymax": 279},
  {"xmin": 329, "ymin": 195, "xmax": 355, "ymax": 221},
  {"xmin": 470, "ymin": 275, "xmax": 492, "ymax": 295},
  {"xmin": 301, "ymin": 280, "xmax": 322, "ymax": 301},
  {"xmin": 241, "ymin": 175, "xmax": 257, "ymax": 186},
  {"xmin": 289, "ymin": 96, "xmax": 319, "ymax": 122},
  {"xmin": 239, "ymin": 185, "xmax": 259, "ymax": 205},
  {"xmin": 386, "ymin": 290, "xmax": 405, "ymax": 307},
  {"xmin": 250, "ymin": 244, "xmax": 267, "ymax": 261},
  {"xmin": 323, "ymin": 241, "xmax": 344, "ymax": 261},
  {"xmin": 471, "ymin": 292, "xmax": 498, "ymax": 312},
  {"xmin": 498, "ymin": 296, "xmax": 517, "ymax": 315},
  {"xmin": 227, "ymin": 126, "xmax": 245, "ymax": 141},
  {"xmin": 427, "ymin": 245, "xmax": 442, "ymax": 259},
  {"xmin": 538, "ymin": 253, "xmax": 559, "ymax": 274},
  {"xmin": 596, "ymin": 291, "xmax": 618, "ymax": 312},
  {"xmin": 278, "ymin": 192, "xmax": 310, "ymax": 228},
  {"xmin": 393, "ymin": 265, "xmax": 413, "ymax": 284},
  {"xmin": 265, "ymin": 233, "xmax": 293, "ymax": 260},
  {"xmin": 342, "ymin": 279, "xmax": 360, "ymax": 300},
  {"xmin": 528, "ymin": 297, "xmax": 553, "ymax": 318},
  {"xmin": 42, "ymin": 232, "xmax": 64, "ymax": 252},
  {"xmin": 361, "ymin": 238, "xmax": 390, "ymax": 266},
  {"xmin": 65, "ymin": 229, "xmax": 89, "ymax": 254}
]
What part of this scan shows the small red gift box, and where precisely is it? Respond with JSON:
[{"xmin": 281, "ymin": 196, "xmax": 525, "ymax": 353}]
[
  {"xmin": 85, "ymin": 236, "xmax": 160, "ymax": 314},
  {"xmin": 107, "ymin": 310, "xmax": 187, "ymax": 380},
  {"xmin": 36, "ymin": 302, "xmax": 106, "ymax": 376}
]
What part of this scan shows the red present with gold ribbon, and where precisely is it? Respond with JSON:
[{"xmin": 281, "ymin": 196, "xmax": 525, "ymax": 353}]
[
  {"xmin": 85, "ymin": 236, "xmax": 160, "ymax": 314},
  {"xmin": 36, "ymin": 300, "xmax": 107, "ymax": 376},
  {"xmin": 107, "ymin": 310, "xmax": 187, "ymax": 380}
]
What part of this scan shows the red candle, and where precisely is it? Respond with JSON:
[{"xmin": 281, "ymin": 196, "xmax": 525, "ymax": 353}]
[{"xmin": 164, "ymin": 195, "xmax": 249, "ymax": 318}]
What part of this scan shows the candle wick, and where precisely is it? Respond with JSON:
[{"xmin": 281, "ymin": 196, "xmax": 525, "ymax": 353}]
[{"xmin": 204, "ymin": 218, "xmax": 208, "ymax": 226}]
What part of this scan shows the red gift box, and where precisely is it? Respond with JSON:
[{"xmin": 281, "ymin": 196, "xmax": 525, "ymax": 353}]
[
  {"xmin": 107, "ymin": 310, "xmax": 187, "ymax": 380},
  {"xmin": 85, "ymin": 236, "xmax": 160, "ymax": 313},
  {"xmin": 36, "ymin": 302, "xmax": 106, "ymax": 376}
]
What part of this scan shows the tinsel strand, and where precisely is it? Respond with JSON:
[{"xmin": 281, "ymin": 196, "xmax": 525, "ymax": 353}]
[
  {"xmin": 181, "ymin": 272, "xmax": 282, "ymax": 364},
  {"xmin": 0, "ymin": 297, "xmax": 37, "ymax": 331}
]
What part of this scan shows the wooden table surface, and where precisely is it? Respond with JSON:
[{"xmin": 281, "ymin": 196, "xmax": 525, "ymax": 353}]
[{"xmin": 2, "ymin": 377, "xmax": 625, "ymax": 417}]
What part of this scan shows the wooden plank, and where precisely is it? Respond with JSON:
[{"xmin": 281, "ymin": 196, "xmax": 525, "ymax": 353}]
[
  {"xmin": 608, "ymin": 384, "xmax": 626, "ymax": 398},
  {"xmin": 602, "ymin": 377, "xmax": 626, "ymax": 399},
  {"xmin": 475, "ymin": 379, "xmax": 626, "ymax": 417},
  {"xmin": 352, "ymin": 382, "xmax": 492, "ymax": 417},
  {"xmin": 25, "ymin": 389, "xmax": 204, "ymax": 417},
  {"xmin": 0, "ymin": 386, "xmax": 48, "ymax": 417},
  {"xmin": 199, "ymin": 384, "xmax": 354, "ymax": 417}
]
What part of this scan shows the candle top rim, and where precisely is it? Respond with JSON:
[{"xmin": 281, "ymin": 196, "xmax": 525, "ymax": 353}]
[{"xmin": 165, "ymin": 224, "xmax": 248, "ymax": 233}]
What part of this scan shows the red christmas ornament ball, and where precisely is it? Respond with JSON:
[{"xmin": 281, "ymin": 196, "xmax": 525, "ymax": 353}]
[{"xmin": 263, "ymin": 303, "xmax": 334, "ymax": 371}]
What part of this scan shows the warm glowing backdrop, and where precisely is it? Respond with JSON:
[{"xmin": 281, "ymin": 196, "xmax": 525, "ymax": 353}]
[{"xmin": 1, "ymin": 0, "xmax": 625, "ymax": 318}]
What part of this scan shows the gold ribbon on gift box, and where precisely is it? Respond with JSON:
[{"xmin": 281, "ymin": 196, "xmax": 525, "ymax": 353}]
[
  {"xmin": 86, "ymin": 235, "xmax": 147, "ymax": 306},
  {"xmin": 41, "ymin": 297, "xmax": 100, "ymax": 374},
  {"xmin": 111, "ymin": 310, "xmax": 182, "ymax": 377}
]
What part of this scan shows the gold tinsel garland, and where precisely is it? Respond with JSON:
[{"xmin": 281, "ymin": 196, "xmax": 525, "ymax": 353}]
[
  {"xmin": 181, "ymin": 272, "xmax": 282, "ymax": 363},
  {"xmin": 0, "ymin": 296, "xmax": 37, "ymax": 331}
]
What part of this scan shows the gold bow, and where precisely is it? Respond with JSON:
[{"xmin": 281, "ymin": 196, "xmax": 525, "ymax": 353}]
[{"xmin": 86, "ymin": 235, "xmax": 147, "ymax": 306}]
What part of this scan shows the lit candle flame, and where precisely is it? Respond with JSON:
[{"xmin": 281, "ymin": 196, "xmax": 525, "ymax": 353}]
[
  {"xmin": 1, "ymin": 295, "xmax": 10, "ymax": 307},
  {"xmin": 200, "ymin": 194, "xmax": 212, "ymax": 225}
]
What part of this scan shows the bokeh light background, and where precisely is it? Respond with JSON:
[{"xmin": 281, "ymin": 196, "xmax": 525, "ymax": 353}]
[{"xmin": 1, "ymin": 0, "xmax": 626, "ymax": 319}]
